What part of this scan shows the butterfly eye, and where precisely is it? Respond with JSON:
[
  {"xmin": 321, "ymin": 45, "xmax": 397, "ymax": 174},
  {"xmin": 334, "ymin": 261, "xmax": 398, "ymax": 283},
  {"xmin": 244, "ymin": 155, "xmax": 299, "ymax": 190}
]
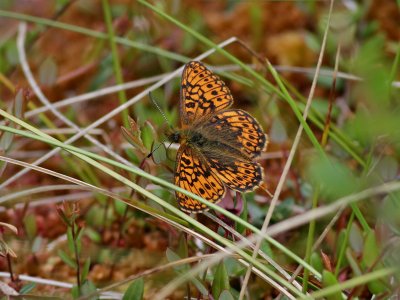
[{"xmin": 169, "ymin": 132, "xmax": 181, "ymax": 143}]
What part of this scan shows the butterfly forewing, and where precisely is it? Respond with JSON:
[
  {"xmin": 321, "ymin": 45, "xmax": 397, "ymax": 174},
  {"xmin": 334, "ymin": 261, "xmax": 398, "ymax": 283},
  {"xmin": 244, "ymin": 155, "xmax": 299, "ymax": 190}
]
[
  {"xmin": 180, "ymin": 61, "xmax": 233, "ymax": 125},
  {"xmin": 174, "ymin": 144, "xmax": 225, "ymax": 212}
]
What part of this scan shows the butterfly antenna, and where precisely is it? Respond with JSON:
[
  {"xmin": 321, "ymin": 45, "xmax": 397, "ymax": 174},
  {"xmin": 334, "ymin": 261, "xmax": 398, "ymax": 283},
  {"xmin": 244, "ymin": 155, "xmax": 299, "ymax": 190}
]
[
  {"xmin": 147, "ymin": 139, "xmax": 176, "ymax": 162},
  {"xmin": 147, "ymin": 93, "xmax": 176, "ymax": 160},
  {"xmin": 147, "ymin": 138, "xmax": 167, "ymax": 158},
  {"xmin": 149, "ymin": 92, "xmax": 173, "ymax": 129}
]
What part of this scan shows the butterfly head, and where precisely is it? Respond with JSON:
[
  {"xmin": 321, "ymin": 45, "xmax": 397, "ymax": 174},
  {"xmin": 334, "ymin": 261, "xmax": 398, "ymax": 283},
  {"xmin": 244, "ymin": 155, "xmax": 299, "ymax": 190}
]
[
  {"xmin": 169, "ymin": 132, "xmax": 181, "ymax": 143},
  {"xmin": 165, "ymin": 126, "xmax": 182, "ymax": 144}
]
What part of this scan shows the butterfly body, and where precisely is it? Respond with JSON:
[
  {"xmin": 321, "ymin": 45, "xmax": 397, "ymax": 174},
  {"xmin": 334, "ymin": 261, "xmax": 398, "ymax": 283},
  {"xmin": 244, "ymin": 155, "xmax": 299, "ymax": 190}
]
[
  {"xmin": 172, "ymin": 116, "xmax": 252, "ymax": 161},
  {"xmin": 171, "ymin": 61, "xmax": 268, "ymax": 213}
]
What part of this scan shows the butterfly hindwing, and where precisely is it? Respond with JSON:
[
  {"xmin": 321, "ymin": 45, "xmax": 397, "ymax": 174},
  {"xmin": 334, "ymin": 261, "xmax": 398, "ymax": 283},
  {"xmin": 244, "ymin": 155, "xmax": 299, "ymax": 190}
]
[{"xmin": 207, "ymin": 158, "xmax": 264, "ymax": 192}]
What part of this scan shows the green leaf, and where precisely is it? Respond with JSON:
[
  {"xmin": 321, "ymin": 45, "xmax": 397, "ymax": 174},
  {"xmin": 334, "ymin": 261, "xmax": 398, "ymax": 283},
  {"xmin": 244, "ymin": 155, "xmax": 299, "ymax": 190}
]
[
  {"xmin": 190, "ymin": 277, "xmax": 208, "ymax": 296},
  {"xmin": 84, "ymin": 227, "xmax": 102, "ymax": 243},
  {"xmin": 322, "ymin": 270, "xmax": 343, "ymax": 300},
  {"xmin": 236, "ymin": 196, "xmax": 248, "ymax": 234},
  {"xmin": 71, "ymin": 284, "xmax": 79, "ymax": 299},
  {"xmin": 39, "ymin": 57, "xmax": 58, "ymax": 86},
  {"xmin": 218, "ymin": 290, "xmax": 235, "ymax": 300},
  {"xmin": 166, "ymin": 246, "xmax": 207, "ymax": 295},
  {"xmin": 349, "ymin": 223, "xmax": 363, "ymax": 254},
  {"xmin": 260, "ymin": 240, "xmax": 274, "ymax": 259},
  {"xmin": 306, "ymin": 154, "xmax": 360, "ymax": 201},
  {"xmin": 166, "ymin": 248, "xmax": 188, "ymax": 273},
  {"xmin": 367, "ymin": 278, "xmax": 388, "ymax": 295},
  {"xmin": 67, "ymin": 227, "xmax": 75, "ymax": 254},
  {"xmin": 273, "ymin": 198, "xmax": 294, "ymax": 222},
  {"xmin": 336, "ymin": 230, "xmax": 346, "ymax": 255},
  {"xmin": 80, "ymin": 280, "xmax": 97, "ymax": 300},
  {"xmin": 81, "ymin": 257, "xmax": 91, "ymax": 283},
  {"xmin": 380, "ymin": 192, "xmax": 400, "ymax": 235},
  {"xmin": 0, "ymin": 238, "xmax": 17, "ymax": 258},
  {"xmin": 31, "ymin": 236, "xmax": 43, "ymax": 254},
  {"xmin": 310, "ymin": 98, "xmax": 340, "ymax": 118},
  {"xmin": 76, "ymin": 227, "xmax": 84, "ymax": 255},
  {"xmin": 374, "ymin": 156, "xmax": 398, "ymax": 181},
  {"xmin": 305, "ymin": 32, "xmax": 321, "ymax": 53},
  {"xmin": 224, "ymin": 257, "xmax": 245, "ymax": 277},
  {"xmin": 23, "ymin": 214, "xmax": 37, "ymax": 240},
  {"xmin": 177, "ymin": 234, "xmax": 188, "ymax": 259},
  {"xmin": 346, "ymin": 112, "xmax": 400, "ymax": 147},
  {"xmin": 58, "ymin": 249, "xmax": 77, "ymax": 269},
  {"xmin": 77, "ymin": 226, "xmax": 85, "ymax": 241},
  {"xmin": 325, "ymin": 11, "xmax": 356, "ymax": 52},
  {"xmin": 212, "ymin": 261, "xmax": 230, "ymax": 299},
  {"xmin": 310, "ymin": 252, "xmax": 323, "ymax": 273},
  {"xmin": 121, "ymin": 116, "xmax": 147, "ymax": 155},
  {"xmin": 362, "ymin": 230, "xmax": 379, "ymax": 268},
  {"xmin": 55, "ymin": 0, "xmax": 70, "ymax": 11},
  {"xmin": 353, "ymin": 36, "xmax": 391, "ymax": 107},
  {"xmin": 0, "ymin": 159, "xmax": 7, "ymax": 178},
  {"xmin": 335, "ymin": 230, "xmax": 348, "ymax": 270},
  {"xmin": 14, "ymin": 89, "xmax": 24, "ymax": 118},
  {"xmin": 19, "ymin": 282, "xmax": 36, "ymax": 294},
  {"xmin": 0, "ymin": 126, "xmax": 13, "ymax": 150},
  {"xmin": 165, "ymin": 247, "xmax": 180, "ymax": 262},
  {"xmin": 269, "ymin": 116, "xmax": 287, "ymax": 144},
  {"xmin": 5, "ymin": 41, "xmax": 18, "ymax": 66},
  {"xmin": 123, "ymin": 278, "xmax": 144, "ymax": 300},
  {"xmin": 114, "ymin": 200, "xmax": 127, "ymax": 216},
  {"xmin": 141, "ymin": 123, "xmax": 155, "ymax": 152}
]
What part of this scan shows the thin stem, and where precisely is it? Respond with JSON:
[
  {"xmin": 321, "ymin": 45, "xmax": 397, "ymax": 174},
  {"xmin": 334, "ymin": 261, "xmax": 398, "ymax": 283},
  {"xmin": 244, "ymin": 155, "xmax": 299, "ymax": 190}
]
[
  {"xmin": 302, "ymin": 187, "xmax": 319, "ymax": 293},
  {"xmin": 321, "ymin": 44, "xmax": 341, "ymax": 145},
  {"xmin": 72, "ymin": 222, "xmax": 81, "ymax": 289},
  {"xmin": 335, "ymin": 212, "xmax": 354, "ymax": 276},
  {"xmin": 6, "ymin": 253, "xmax": 15, "ymax": 282}
]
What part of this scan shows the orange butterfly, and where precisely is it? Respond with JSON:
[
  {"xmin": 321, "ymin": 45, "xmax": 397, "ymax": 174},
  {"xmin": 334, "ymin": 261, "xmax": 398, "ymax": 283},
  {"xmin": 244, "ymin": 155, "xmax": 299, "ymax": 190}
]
[{"xmin": 168, "ymin": 61, "xmax": 268, "ymax": 213}]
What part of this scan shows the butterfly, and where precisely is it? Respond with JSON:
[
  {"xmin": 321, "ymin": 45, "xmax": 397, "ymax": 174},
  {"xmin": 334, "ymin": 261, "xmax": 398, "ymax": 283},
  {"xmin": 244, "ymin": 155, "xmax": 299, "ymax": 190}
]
[{"xmin": 168, "ymin": 61, "xmax": 268, "ymax": 213}]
